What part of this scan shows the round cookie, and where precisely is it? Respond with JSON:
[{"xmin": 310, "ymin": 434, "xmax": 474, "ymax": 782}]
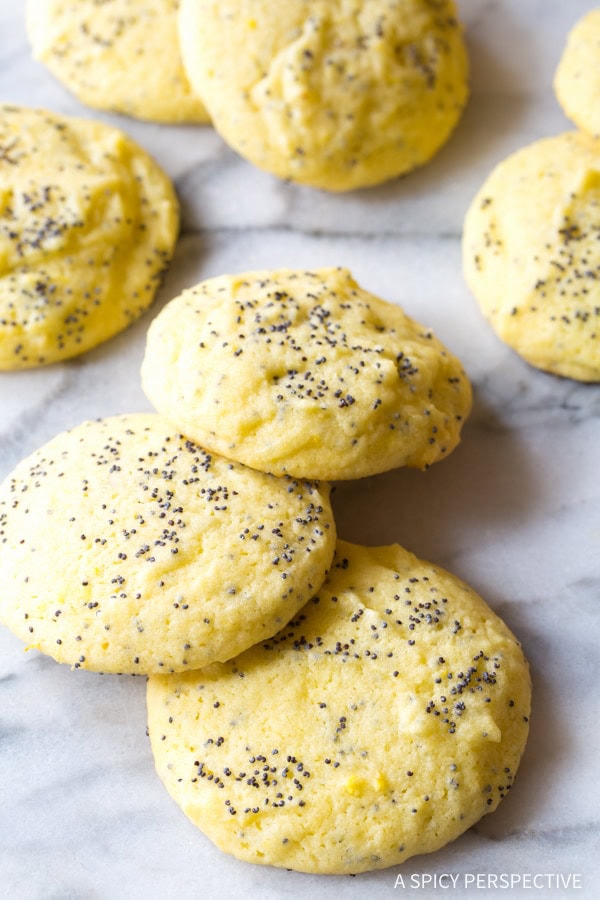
[
  {"xmin": 0, "ymin": 414, "xmax": 336, "ymax": 674},
  {"xmin": 463, "ymin": 132, "xmax": 600, "ymax": 382},
  {"xmin": 141, "ymin": 268, "xmax": 472, "ymax": 481},
  {"xmin": 26, "ymin": 0, "xmax": 209, "ymax": 124},
  {"xmin": 555, "ymin": 9, "xmax": 600, "ymax": 136},
  {"xmin": 177, "ymin": 0, "xmax": 468, "ymax": 191},
  {"xmin": 147, "ymin": 540, "xmax": 531, "ymax": 875},
  {"xmin": 0, "ymin": 105, "xmax": 179, "ymax": 370}
]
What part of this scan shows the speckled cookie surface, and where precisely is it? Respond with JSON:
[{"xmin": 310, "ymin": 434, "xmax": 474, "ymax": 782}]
[
  {"xmin": 463, "ymin": 132, "xmax": 600, "ymax": 382},
  {"xmin": 141, "ymin": 268, "xmax": 472, "ymax": 481},
  {"xmin": 178, "ymin": 0, "xmax": 468, "ymax": 190},
  {"xmin": 26, "ymin": 0, "xmax": 208, "ymax": 123},
  {"xmin": 0, "ymin": 105, "xmax": 179, "ymax": 370},
  {"xmin": 0, "ymin": 414, "xmax": 335, "ymax": 674},
  {"xmin": 147, "ymin": 540, "xmax": 531, "ymax": 875},
  {"xmin": 555, "ymin": 9, "xmax": 600, "ymax": 136}
]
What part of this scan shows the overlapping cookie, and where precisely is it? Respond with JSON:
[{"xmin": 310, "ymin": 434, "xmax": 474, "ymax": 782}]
[
  {"xmin": 0, "ymin": 105, "xmax": 179, "ymax": 369},
  {"xmin": 555, "ymin": 9, "xmax": 600, "ymax": 136},
  {"xmin": 178, "ymin": 0, "xmax": 469, "ymax": 190},
  {"xmin": 148, "ymin": 540, "xmax": 531, "ymax": 874},
  {"xmin": 141, "ymin": 267, "xmax": 472, "ymax": 481},
  {"xmin": 463, "ymin": 132, "xmax": 600, "ymax": 381},
  {"xmin": 26, "ymin": 0, "xmax": 208, "ymax": 123},
  {"xmin": 0, "ymin": 414, "xmax": 336, "ymax": 673}
]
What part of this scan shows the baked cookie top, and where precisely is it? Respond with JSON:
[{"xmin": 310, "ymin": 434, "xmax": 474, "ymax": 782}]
[
  {"xmin": 178, "ymin": 0, "xmax": 468, "ymax": 190},
  {"xmin": 141, "ymin": 268, "xmax": 472, "ymax": 481},
  {"xmin": 0, "ymin": 414, "xmax": 335, "ymax": 674},
  {"xmin": 0, "ymin": 105, "xmax": 179, "ymax": 370},
  {"xmin": 463, "ymin": 132, "xmax": 600, "ymax": 382},
  {"xmin": 26, "ymin": 0, "xmax": 208, "ymax": 123},
  {"xmin": 555, "ymin": 9, "xmax": 600, "ymax": 136},
  {"xmin": 147, "ymin": 540, "xmax": 531, "ymax": 875}
]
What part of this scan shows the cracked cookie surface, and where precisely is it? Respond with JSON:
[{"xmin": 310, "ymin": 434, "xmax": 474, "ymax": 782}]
[
  {"xmin": 178, "ymin": 0, "xmax": 468, "ymax": 190},
  {"xmin": 0, "ymin": 414, "xmax": 335, "ymax": 673},
  {"xmin": 0, "ymin": 105, "xmax": 179, "ymax": 369},
  {"xmin": 148, "ymin": 540, "xmax": 531, "ymax": 874},
  {"xmin": 141, "ymin": 267, "xmax": 472, "ymax": 480},
  {"xmin": 463, "ymin": 132, "xmax": 600, "ymax": 381}
]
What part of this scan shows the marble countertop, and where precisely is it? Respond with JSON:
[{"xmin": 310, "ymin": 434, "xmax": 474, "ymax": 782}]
[{"xmin": 1, "ymin": 2, "xmax": 599, "ymax": 898}]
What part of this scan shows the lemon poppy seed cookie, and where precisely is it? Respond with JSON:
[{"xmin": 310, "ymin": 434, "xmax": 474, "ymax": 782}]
[
  {"xmin": 0, "ymin": 105, "xmax": 179, "ymax": 370},
  {"xmin": 0, "ymin": 414, "xmax": 335, "ymax": 674},
  {"xmin": 555, "ymin": 9, "xmax": 600, "ymax": 136},
  {"xmin": 463, "ymin": 132, "xmax": 600, "ymax": 382},
  {"xmin": 147, "ymin": 540, "xmax": 531, "ymax": 875},
  {"xmin": 141, "ymin": 268, "xmax": 472, "ymax": 481},
  {"xmin": 26, "ymin": 0, "xmax": 209, "ymax": 124},
  {"xmin": 178, "ymin": 0, "xmax": 468, "ymax": 191}
]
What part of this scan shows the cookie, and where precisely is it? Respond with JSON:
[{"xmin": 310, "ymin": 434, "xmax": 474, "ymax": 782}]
[
  {"xmin": 141, "ymin": 267, "xmax": 472, "ymax": 481},
  {"xmin": 0, "ymin": 105, "xmax": 179, "ymax": 370},
  {"xmin": 147, "ymin": 540, "xmax": 531, "ymax": 874},
  {"xmin": 177, "ymin": 0, "xmax": 468, "ymax": 190},
  {"xmin": 463, "ymin": 132, "xmax": 600, "ymax": 382},
  {"xmin": 26, "ymin": 0, "xmax": 208, "ymax": 124},
  {"xmin": 555, "ymin": 9, "xmax": 600, "ymax": 136},
  {"xmin": 0, "ymin": 414, "xmax": 336, "ymax": 674}
]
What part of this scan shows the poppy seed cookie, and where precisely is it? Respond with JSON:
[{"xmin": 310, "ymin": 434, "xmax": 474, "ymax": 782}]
[
  {"xmin": 0, "ymin": 414, "xmax": 336, "ymax": 673},
  {"xmin": 0, "ymin": 105, "xmax": 179, "ymax": 369},
  {"xmin": 147, "ymin": 540, "xmax": 531, "ymax": 874},
  {"xmin": 26, "ymin": 0, "xmax": 209, "ymax": 123},
  {"xmin": 178, "ymin": 0, "xmax": 468, "ymax": 190},
  {"xmin": 463, "ymin": 132, "xmax": 600, "ymax": 381},
  {"xmin": 555, "ymin": 9, "xmax": 600, "ymax": 137},
  {"xmin": 141, "ymin": 267, "xmax": 472, "ymax": 481}
]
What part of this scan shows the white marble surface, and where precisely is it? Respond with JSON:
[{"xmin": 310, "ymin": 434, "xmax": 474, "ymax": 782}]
[{"xmin": 1, "ymin": 2, "xmax": 599, "ymax": 898}]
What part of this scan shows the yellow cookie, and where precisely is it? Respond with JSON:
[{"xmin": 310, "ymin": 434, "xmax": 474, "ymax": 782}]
[
  {"xmin": 26, "ymin": 0, "xmax": 209, "ymax": 124},
  {"xmin": 555, "ymin": 9, "xmax": 600, "ymax": 136},
  {"xmin": 178, "ymin": 0, "xmax": 468, "ymax": 190},
  {"xmin": 141, "ymin": 267, "xmax": 472, "ymax": 481},
  {"xmin": 463, "ymin": 132, "xmax": 600, "ymax": 382},
  {"xmin": 147, "ymin": 540, "xmax": 531, "ymax": 875},
  {"xmin": 0, "ymin": 105, "xmax": 179, "ymax": 370},
  {"xmin": 0, "ymin": 414, "xmax": 336, "ymax": 674}
]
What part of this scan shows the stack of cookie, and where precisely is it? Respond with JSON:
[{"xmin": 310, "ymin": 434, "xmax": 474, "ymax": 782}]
[
  {"xmin": 463, "ymin": 8, "xmax": 600, "ymax": 383},
  {"xmin": 0, "ymin": 267, "xmax": 531, "ymax": 874}
]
